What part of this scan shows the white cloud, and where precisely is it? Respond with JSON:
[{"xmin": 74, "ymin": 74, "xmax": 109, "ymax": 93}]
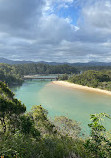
[
  {"xmin": 0, "ymin": 0, "xmax": 111, "ymax": 62},
  {"xmin": 82, "ymin": 1, "xmax": 111, "ymax": 30}
]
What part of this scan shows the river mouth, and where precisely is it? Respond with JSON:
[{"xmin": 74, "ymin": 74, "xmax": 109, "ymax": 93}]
[{"xmin": 11, "ymin": 78, "xmax": 111, "ymax": 134}]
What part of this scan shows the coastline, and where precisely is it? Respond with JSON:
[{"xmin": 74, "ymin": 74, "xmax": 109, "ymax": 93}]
[{"xmin": 52, "ymin": 81, "xmax": 111, "ymax": 96}]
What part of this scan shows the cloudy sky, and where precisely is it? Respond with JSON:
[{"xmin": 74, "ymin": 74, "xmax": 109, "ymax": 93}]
[{"xmin": 0, "ymin": 0, "xmax": 111, "ymax": 63}]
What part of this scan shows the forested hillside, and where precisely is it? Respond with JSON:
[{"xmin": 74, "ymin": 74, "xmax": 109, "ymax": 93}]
[
  {"xmin": 1, "ymin": 62, "xmax": 111, "ymax": 90},
  {"xmin": 0, "ymin": 81, "xmax": 111, "ymax": 157},
  {"xmin": 0, "ymin": 81, "xmax": 84, "ymax": 158},
  {"xmin": 68, "ymin": 70, "xmax": 111, "ymax": 90},
  {"xmin": 1, "ymin": 63, "xmax": 111, "ymax": 157},
  {"xmin": 14, "ymin": 63, "xmax": 79, "ymax": 75},
  {"xmin": 0, "ymin": 64, "xmax": 23, "ymax": 85},
  {"xmin": 0, "ymin": 63, "xmax": 79, "ymax": 85},
  {"xmin": 75, "ymin": 65, "xmax": 111, "ymax": 72}
]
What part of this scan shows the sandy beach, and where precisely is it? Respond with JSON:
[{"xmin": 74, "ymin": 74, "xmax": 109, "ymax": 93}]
[{"xmin": 52, "ymin": 81, "xmax": 111, "ymax": 96}]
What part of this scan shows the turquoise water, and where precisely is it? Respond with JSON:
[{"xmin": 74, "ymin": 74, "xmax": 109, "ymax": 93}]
[{"xmin": 11, "ymin": 79, "xmax": 111, "ymax": 133}]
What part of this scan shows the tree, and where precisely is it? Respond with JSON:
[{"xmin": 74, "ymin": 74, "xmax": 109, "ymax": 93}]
[
  {"xmin": 85, "ymin": 113, "xmax": 111, "ymax": 158},
  {"xmin": 29, "ymin": 105, "xmax": 56, "ymax": 134},
  {"xmin": 54, "ymin": 116, "xmax": 81, "ymax": 138},
  {"xmin": 0, "ymin": 82, "xmax": 26, "ymax": 133}
]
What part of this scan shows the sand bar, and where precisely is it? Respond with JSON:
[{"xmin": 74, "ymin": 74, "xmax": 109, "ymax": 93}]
[{"xmin": 52, "ymin": 81, "xmax": 111, "ymax": 96}]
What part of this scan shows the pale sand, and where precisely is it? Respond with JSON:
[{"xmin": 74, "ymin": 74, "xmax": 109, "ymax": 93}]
[{"xmin": 52, "ymin": 81, "xmax": 111, "ymax": 96}]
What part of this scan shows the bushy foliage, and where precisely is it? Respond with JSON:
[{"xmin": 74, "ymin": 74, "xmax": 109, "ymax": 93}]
[
  {"xmin": 0, "ymin": 63, "xmax": 79, "ymax": 85},
  {"xmin": 0, "ymin": 82, "xmax": 26, "ymax": 133},
  {"xmin": 0, "ymin": 64, "xmax": 23, "ymax": 85},
  {"xmin": 54, "ymin": 116, "xmax": 81, "ymax": 138},
  {"xmin": 14, "ymin": 63, "xmax": 79, "ymax": 75},
  {"xmin": 0, "ymin": 83, "xmax": 85, "ymax": 158},
  {"xmin": 69, "ymin": 70, "xmax": 111, "ymax": 90},
  {"xmin": 0, "ymin": 82, "xmax": 111, "ymax": 158},
  {"xmin": 58, "ymin": 73, "xmax": 69, "ymax": 80},
  {"xmin": 84, "ymin": 113, "xmax": 111, "ymax": 158}
]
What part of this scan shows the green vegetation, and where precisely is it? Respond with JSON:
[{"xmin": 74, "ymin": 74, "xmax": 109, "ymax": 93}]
[
  {"xmin": 1, "ymin": 64, "xmax": 111, "ymax": 157},
  {"xmin": 58, "ymin": 73, "xmax": 69, "ymax": 80},
  {"xmin": 0, "ymin": 81, "xmax": 111, "ymax": 157},
  {"xmin": 68, "ymin": 70, "xmax": 111, "ymax": 90},
  {"xmin": 0, "ymin": 82, "xmax": 84, "ymax": 158},
  {"xmin": 84, "ymin": 113, "xmax": 111, "ymax": 158},
  {"xmin": 14, "ymin": 63, "xmax": 79, "ymax": 75},
  {"xmin": 0, "ymin": 63, "xmax": 79, "ymax": 85},
  {"xmin": 0, "ymin": 64, "xmax": 23, "ymax": 85},
  {"xmin": 75, "ymin": 65, "xmax": 111, "ymax": 72},
  {"xmin": 2, "ymin": 62, "xmax": 111, "ymax": 87}
]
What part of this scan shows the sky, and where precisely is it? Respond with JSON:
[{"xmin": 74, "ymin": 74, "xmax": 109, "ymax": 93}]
[{"xmin": 0, "ymin": 0, "xmax": 111, "ymax": 63}]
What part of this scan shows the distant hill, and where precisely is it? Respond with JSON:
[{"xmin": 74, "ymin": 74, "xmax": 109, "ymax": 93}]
[
  {"xmin": 0, "ymin": 58, "xmax": 67, "ymax": 65},
  {"xmin": 0, "ymin": 57, "xmax": 111, "ymax": 66},
  {"xmin": 0, "ymin": 58, "xmax": 33, "ymax": 64},
  {"xmin": 33, "ymin": 61, "xmax": 111, "ymax": 66},
  {"xmin": 71, "ymin": 61, "xmax": 111, "ymax": 67},
  {"xmin": 30, "ymin": 61, "xmax": 111, "ymax": 66}
]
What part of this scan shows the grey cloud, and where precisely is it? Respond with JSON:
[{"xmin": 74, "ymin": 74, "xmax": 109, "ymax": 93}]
[
  {"xmin": 0, "ymin": 0, "xmax": 111, "ymax": 62},
  {"xmin": 74, "ymin": 0, "xmax": 111, "ymax": 44},
  {"xmin": 0, "ymin": 0, "xmax": 45, "ymax": 35},
  {"xmin": 36, "ymin": 15, "xmax": 76, "ymax": 44},
  {"xmin": 82, "ymin": 1, "xmax": 111, "ymax": 29}
]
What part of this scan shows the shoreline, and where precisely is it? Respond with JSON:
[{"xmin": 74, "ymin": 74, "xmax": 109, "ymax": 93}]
[{"xmin": 52, "ymin": 81, "xmax": 111, "ymax": 96}]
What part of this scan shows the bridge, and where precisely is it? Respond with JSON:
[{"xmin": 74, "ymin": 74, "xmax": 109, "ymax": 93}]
[{"xmin": 23, "ymin": 76, "xmax": 58, "ymax": 80}]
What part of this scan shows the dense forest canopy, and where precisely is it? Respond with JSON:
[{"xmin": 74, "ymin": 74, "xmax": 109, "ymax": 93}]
[
  {"xmin": 75, "ymin": 65, "xmax": 111, "ymax": 71},
  {"xmin": 68, "ymin": 70, "xmax": 111, "ymax": 90},
  {"xmin": 0, "ymin": 81, "xmax": 83, "ymax": 157},
  {"xmin": 0, "ymin": 63, "xmax": 79, "ymax": 85},
  {"xmin": 0, "ymin": 81, "xmax": 111, "ymax": 157},
  {"xmin": 1, "ymin": 62, "xmax": 111, "ymax": 90},
  {"xmin": 14, "ymin": 63, "xmax": 79, "ymax": 75},
  {"xmin": 0, "ymin": 64, "xmax": 23, "ymax": 85},
  {"xmin": 1, "ymin": 63, "xmax": 111, "ymax": 157}
]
